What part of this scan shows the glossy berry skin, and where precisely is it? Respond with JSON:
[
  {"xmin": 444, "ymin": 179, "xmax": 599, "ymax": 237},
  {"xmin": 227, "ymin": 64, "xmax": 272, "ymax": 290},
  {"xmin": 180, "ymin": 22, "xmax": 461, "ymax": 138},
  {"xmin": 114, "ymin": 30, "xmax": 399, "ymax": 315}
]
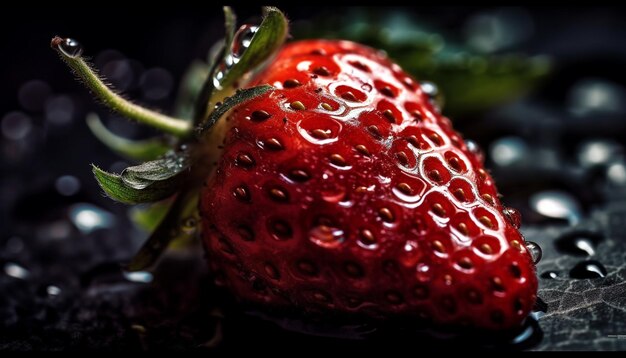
[{"xmin": 200, "ymin": 40, "xmax": 538, "ymax": 330}]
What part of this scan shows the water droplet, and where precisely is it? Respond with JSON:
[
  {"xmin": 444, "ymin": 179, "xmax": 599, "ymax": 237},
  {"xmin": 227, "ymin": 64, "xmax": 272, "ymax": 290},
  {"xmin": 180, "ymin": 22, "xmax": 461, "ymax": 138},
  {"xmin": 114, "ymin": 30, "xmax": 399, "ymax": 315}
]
[
  {"xmin": 55, "ymin": 175, "xmax": 81, "ymax": 196},
  {"xmin": 555, "ymin": 231, "xmax": 601, "ymax": 256},
  {"xmin": 308, "ymin": 224, "xmax": 345, "ymax": 248},
  {"xmin": 1, "ymin": 111, "xmax": 32, "ymax": 140},
  {"xmin": 360, "ymin": 83, "xmax": 373, "ymax": 92},
  {"xmin": 18, "ymin": 80, "xmax": 51, "ymax": 111},
  {"xmin": 503, "ymin": 207, "xmax": 522, "ymax": 229},
  {"xmin": 509, "ymin": 314, "xmax": 543, "ymax": 348},
  {"xmin": 123, "ymin": 271, "xmax": 154, "ymax": 283},
  {"xmin": 525, "ymin": 241, "xmax": 542, "ymax": 264},
  {"xmin": 465, "ymin": 139, "xmax": 484, "ymax": 163},
  {"xmin": 69, "ymin": 203, "xmax": 115, "ymax": 234},
  {"xmin": 540, "ymin": 271, "xmax": 559, "ymax": 279},
  {"xmin": 46, "ymin": 285, "xmax": 62, "ymax": 296},
  {"xmin": 4, "ymin": 262, "xmax": 30, "ymax": 279},
  {"xmin": 529, "ymin": 190, "xmax": 582, "ymax": 225},
  {"xmin": 415, "ymin": 263, "xmax": 432, "ymax": 282},
  {"xmin": 567, "ymin": 78, "xmax": 626, "ymax": 116},
  {"xmin": 420, "ymin": 81, "xmax": 439, "ymax": 98},
  {"xmin": 181, "ymin": 217, "xmax": 198, "ymax": 235},
  {"xmin": 59, "ymin": 38, "xmax": 83, "ymax": 58},
  {"xmin": 490, "ymin": 136, "xmax": 528, "ymax": 167},
  {"xmin": 569, "ymin": 260, "xmax": 607, "ymax": 279},
  {"xmin": 232, "ymin": 24, "xmax": 258, "ymax": 58}
]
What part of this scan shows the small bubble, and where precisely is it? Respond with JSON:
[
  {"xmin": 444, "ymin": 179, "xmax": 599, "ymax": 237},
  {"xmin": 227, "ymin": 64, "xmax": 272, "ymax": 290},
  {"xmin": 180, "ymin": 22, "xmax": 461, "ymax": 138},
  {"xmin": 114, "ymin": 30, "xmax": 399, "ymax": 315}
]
[
  {"xmin": 525, "ymin": 241, "xmax": 542, "ymax": 264},
  {"xmin": 59, "ymin": 38, "xmax": 83, "ymax": 58},
  {"xmin": 540, "ymin": 271, "xmax": 559, "ymax": 279},
  {"xmin": 465, "ymin": 139, "xmax": 484, "ymax": 162},
  {"xmin": 2, "ymin": 111, "xmax": 32, "ymax": 140},
  {"xmin": 55, "ymin": 175, "xmax": 81, "ymax": 196}
]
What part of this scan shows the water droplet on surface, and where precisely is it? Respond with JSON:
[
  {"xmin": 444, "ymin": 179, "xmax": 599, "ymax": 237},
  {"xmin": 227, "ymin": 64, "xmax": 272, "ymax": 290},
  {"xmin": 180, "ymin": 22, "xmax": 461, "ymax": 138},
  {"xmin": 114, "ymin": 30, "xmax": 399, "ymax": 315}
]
[
  {"xmin": 490, "ymin": 136, "xmax": 528, "ymax": 167},
  {"xmin": 1, "ymin": 111, "xmax": 32, "ymax": 140},
  {"xmin": 555, "ymin": 231, "xmax": 601, "ymax": 256},
  {"xmin": 308, "ymin": 225, "xmax": 345, "ymax": 248},
  {"xmin": 524, "ymin": 241, "xmax": 542, "ymax": 264},
  {"xmin": 69, "ymin": 203, "xmax": 116, "ymax": 234},
  {"xmin": 18, "ymin": 80, "xmax": 51, "ymax": 111},
  {"xmin": 55, "ymin": 175, "xmax": 81, "ymax": 196},
  {"xmin": 569, "ymin": 260, "xmax": 607, "ymax": 279},
  {"xmin": 540, "ymin": 271, "xmax": 559, "ymax": 279},
  {"xmin": 502, "ymin": 207, "xmax": 522, "ymax": 229},
  {"xmin": 123, "ymin": 271, "xmax": 154, "ymax": 283},
  {"xmin": 4, "ymin": 262, "xmax": 30, "ymax": 279},
  {"xmin": 529, "ymin": 190, "xmax": 582, "ymax": 225},
  {"xmin": 465, "ymin": 139, "xmax": 484, "ymax": 163},
  {"xmin": 59, "ymin": 38, "xmax": 83, "ymax": 58},
  {"xmin": 232, "ymin": 24, "xmax": 259, "ymax": 58}
]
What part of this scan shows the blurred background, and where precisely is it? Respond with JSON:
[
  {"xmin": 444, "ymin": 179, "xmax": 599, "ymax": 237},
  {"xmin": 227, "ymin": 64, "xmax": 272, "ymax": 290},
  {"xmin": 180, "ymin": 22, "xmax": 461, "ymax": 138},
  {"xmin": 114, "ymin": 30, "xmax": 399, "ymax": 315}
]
[{"xmin": 1, "ymin": 5, "xmax": 626, "ymax": 351}]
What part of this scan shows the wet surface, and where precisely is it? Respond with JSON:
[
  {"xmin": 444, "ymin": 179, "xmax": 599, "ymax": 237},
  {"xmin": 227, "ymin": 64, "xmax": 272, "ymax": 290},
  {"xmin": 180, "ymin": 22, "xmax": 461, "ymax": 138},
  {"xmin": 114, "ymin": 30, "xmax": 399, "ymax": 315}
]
[{"xmin": 2, "ymin": 5, "xmax": 626, "ymax": 352}]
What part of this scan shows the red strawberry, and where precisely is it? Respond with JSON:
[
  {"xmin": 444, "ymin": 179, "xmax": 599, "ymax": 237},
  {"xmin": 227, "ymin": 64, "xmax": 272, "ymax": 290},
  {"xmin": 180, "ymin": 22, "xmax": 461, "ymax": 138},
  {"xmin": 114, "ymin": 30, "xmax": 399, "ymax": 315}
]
[{"xmin": 200, "ymin": 39, "xmax": 538, "ymax": 330}]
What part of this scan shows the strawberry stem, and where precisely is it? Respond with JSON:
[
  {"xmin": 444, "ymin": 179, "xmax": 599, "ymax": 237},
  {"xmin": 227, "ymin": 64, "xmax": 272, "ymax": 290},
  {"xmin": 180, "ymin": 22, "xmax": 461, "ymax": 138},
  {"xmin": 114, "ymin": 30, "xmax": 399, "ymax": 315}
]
[{"xmin": 51, "ymin": 36, "xmax": 193, "ymax": 137}]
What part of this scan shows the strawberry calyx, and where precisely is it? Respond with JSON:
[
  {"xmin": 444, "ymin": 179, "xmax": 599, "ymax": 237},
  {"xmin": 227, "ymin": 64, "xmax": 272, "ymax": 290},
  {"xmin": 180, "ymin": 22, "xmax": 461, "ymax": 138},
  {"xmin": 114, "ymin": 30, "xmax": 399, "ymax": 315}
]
[{"xmin": 51, "ymin": 6, "xmax": 289, "ymax": 270}]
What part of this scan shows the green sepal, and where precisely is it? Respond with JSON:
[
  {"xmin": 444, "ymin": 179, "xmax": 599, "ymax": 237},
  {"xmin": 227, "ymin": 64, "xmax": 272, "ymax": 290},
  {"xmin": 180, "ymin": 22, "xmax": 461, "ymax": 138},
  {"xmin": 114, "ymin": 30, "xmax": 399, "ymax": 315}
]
[
  {"xmin": 92, "ymin": 150, "xmax": 189, "ymax": 204},
  {"xmin": 194, "ymin": 6, "xmax": 288, "ymax": 124},
  {"xmin": 86, "ymin": 113, "xmax": 171, "ymax": 161},
  {"xmin": 125, "ymin": 187, "xmax": 200, "ymax": 271},
  {"xmin": 196, "ymin": 85, "xmax": 274, "ymax": 135}
]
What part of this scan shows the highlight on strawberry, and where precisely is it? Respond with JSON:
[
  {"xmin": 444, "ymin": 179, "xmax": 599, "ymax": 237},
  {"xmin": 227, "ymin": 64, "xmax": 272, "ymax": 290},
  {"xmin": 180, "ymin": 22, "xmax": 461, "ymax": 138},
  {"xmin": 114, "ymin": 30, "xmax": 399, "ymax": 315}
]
[{"xmin": 51, "ymin": 6, "xmax": 542, "ymax": 332}]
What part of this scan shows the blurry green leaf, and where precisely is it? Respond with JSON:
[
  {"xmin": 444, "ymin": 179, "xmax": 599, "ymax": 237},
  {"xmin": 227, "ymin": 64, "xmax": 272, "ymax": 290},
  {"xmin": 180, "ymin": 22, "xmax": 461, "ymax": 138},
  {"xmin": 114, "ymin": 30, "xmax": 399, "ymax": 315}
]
[
  {"xmin": 125, "ymin": 187, "xmax": 200, "ymax": 271},
  {"xmin": 86, "ymin": 113, "xmax": 170, "ymax": 161},
  {"xmin": 293, "ymin": 9, "xmax": 551, "ymax": 116}
]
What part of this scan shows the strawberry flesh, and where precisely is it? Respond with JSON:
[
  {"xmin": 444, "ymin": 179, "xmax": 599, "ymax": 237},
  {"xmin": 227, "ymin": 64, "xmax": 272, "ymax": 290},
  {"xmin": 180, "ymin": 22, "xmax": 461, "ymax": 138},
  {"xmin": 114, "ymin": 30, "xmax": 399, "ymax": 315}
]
[{"xmin": 200, "ymin": 40, "xmax": 538, "ymax": 330}]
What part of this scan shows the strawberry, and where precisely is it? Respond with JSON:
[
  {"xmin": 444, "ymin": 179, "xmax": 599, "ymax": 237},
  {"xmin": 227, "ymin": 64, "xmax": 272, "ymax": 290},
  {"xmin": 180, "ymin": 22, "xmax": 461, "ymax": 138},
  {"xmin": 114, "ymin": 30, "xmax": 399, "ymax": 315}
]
[
  {"xmin": 51, "ymin": 6, "xmax": 538, "ymax": 334},
  {"xmin": 200, "ymin": 39, "xmax": 538, "ymax": 330}
]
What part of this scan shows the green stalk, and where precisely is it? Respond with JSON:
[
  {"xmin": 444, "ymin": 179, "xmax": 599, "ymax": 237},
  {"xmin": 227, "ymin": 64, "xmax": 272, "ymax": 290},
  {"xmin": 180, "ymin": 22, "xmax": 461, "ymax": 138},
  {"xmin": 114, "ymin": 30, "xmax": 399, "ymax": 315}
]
[{"xmin": 51, "ymin": 36, "xmax": 192, "ymax": 137}]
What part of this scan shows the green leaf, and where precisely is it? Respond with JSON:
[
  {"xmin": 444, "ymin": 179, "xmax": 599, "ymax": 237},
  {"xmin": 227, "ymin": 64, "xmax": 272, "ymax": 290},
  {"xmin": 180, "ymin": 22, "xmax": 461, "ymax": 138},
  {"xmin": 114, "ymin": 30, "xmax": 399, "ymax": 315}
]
[
  {"xmin": 194, "ymin": 6, "xmax": 288, "ymax": 124},
  {"xmin": 92, "ymin": 150, "xmax": 189, "ymax": 204},
  {"xmin": 196, "ymin": 85, "xmax": 274, "ymax": 135},
  {"xmin": 125, "ymin": 187, "xmax": 200, "ymax": 271},
  {"xmin": 86, "ymin": 113, "xmax": 171, "ymax": 161}
]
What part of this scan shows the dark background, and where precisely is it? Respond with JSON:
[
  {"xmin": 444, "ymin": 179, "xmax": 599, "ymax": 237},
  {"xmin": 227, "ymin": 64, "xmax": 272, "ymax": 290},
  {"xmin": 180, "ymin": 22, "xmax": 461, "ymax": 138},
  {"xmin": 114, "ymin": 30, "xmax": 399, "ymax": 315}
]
[{"xmin": 1, "ymin": 5, "xmax": 626, "ymax": 351}]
